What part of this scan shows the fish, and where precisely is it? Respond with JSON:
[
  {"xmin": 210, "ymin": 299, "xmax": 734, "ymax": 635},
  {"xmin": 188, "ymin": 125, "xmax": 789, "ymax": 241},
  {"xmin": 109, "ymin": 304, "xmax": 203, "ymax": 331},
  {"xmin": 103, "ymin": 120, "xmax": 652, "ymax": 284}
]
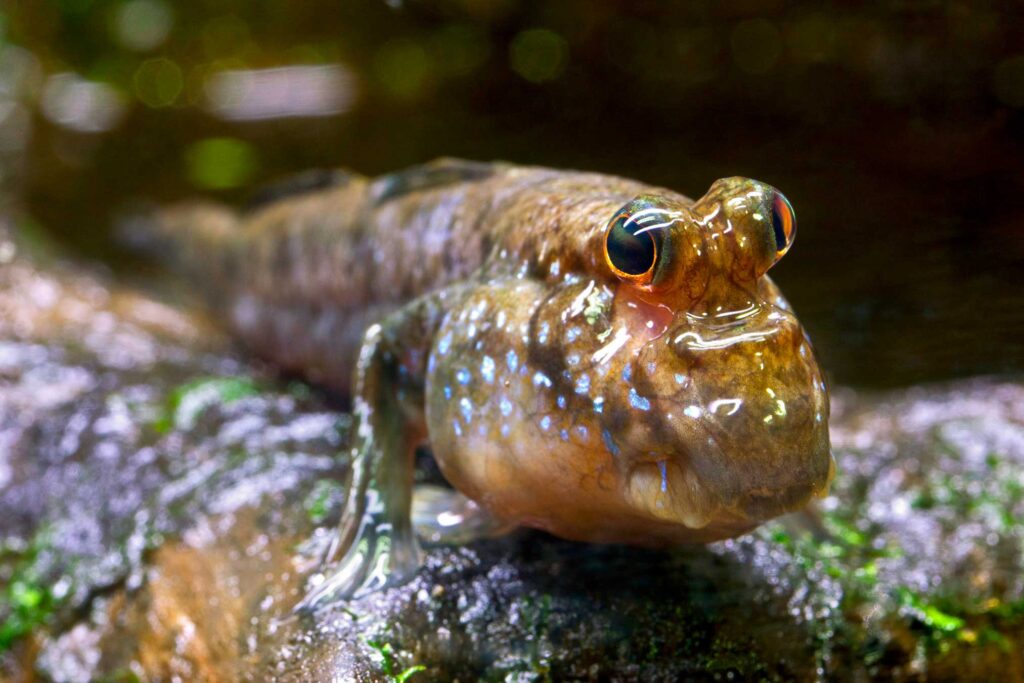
[{"xmin": 146, "ymin": 158, "xmax": 835, "ymax": 608}]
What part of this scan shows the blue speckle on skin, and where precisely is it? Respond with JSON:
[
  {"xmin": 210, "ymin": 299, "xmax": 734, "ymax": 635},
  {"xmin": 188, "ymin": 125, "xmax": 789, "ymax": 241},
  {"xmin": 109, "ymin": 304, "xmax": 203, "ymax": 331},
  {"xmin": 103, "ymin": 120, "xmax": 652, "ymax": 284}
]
[
  {"xmin": 602, "ymin": 428, "xmax": 621, "ymax": 457},
  {"xmin": 560, "ymin": 428, "xmax": 569, "ymax": 441},
  {"xmin": 593, "ymin": 396, "xmax": 605, "ymax": 413},
  {"xmin": 438, "ymin": 332, "xmax": 452, "ymax": 355},
  {"xmin": 629, "ymin": 387, "xmax": 651, "ymax": 411},
  {"xmin": 575, "ymin": 374, "xmax": 591, "ymax": 395},
  {"xmin": 622, "ymin": 364, "xmax": 632, "ymax": 382},
  {"xmin": 500, "ymin": 398, "xmax": 513, "ymax": 416},
  {"xmin": 453, "ymin": 419, "xmax": 462, "ymax": 437},
  {"xmin": 557, "ymin": 395, "xmax": 566, "ymax": 409},
  {"xmin": 533, "ymin": 372, "xmax": 552, "ymax": 388},
  {"xmin": 460, "ymin": 397, "xmax": 473, "ymax": 424},
  {"xmin": 657, "ymin": 460, "xmax": 668, "ymax": 492},
  {"xmin": 684, "ymin": 405, "xmax": 702, "ymax": 418},
  {"xmin": 428, "ymin": 355, "xmax": 436, "ymax": 373},
  {"xmin": 576, "ymin": 425, "xmax": 589, "ymax": 440},
  {"xmin": 501, "ymin": 423, "xmax": 511, "ymax": 438},
  {"xmin": 444, "ymin": 385, "xmax": 452, "ymax": 400},
  {"xmin": 539, "ymin": 322, "xmax": 550, "ymax": 344},
  {"xmin": 567, "ymin": 353, "xmax": 580, "ymax": 367},
  {"xmin": 456, "ymin": 368, "xmax": 471, "ymax": 385},
  {"xmin": 540, "ymin": 415, "xmax": 552, "ymax": 431},
  {"xmin": 506, "ymin": 350, "xmax": 519, "ymax": 372},
  {"xmin": 566, "ymin": 327, "xmax": 581, "ymax": 342},
  {"xmin": 675, "ymin": 373, "xmax": 687, "ymax": 385},
  {"xmin": 481, "ymin": 355, "xmax": 495, "ymax": 383},
  {"xmin": 520, "ymin": 365, "xmax": 528, "ymax": 376}
]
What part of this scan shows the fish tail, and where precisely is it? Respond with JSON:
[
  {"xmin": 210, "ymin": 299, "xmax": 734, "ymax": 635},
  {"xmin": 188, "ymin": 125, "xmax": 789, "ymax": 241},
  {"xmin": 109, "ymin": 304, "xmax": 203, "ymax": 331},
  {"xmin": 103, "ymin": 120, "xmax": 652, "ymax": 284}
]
[{"xmin": 118, "ymin": 200, "xmax": 240, "ymax": 284}]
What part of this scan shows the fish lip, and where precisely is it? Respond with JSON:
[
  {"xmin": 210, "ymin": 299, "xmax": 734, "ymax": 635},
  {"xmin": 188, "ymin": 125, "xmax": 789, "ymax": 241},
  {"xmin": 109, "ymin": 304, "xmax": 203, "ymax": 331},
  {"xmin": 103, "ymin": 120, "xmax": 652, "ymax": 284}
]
[{"xmin": 737, "ymin": 449, "xmax": 836, "ymax": 520}]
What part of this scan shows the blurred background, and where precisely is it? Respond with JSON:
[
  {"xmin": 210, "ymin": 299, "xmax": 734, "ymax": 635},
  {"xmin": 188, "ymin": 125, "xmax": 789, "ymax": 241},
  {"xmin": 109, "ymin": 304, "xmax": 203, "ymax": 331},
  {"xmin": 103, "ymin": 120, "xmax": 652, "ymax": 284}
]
[{"xmin": 0, "ymin": 0, "xmax": 1021, "ymax": 388}]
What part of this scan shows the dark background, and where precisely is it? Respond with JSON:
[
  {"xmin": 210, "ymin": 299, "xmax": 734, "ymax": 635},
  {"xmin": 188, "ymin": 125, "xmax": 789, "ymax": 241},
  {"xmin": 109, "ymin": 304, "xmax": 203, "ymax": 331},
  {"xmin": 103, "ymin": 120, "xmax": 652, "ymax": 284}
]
[{"xmin": 1, "ymin": 0, "xmax": 1022, "ymax": 388}]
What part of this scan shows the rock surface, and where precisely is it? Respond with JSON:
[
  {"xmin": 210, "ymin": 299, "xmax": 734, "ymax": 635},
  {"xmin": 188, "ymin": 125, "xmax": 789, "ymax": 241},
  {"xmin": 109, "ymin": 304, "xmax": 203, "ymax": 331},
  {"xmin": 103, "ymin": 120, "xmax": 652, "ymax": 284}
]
[{"xmin": 2, "ymin": 221, "xmax": 1023, "ymax": 681}]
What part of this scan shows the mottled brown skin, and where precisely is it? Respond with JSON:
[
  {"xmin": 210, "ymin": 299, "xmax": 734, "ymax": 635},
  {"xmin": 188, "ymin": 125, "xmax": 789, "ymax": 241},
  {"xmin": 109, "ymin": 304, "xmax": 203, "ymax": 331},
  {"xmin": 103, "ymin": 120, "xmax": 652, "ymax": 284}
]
[{"xmin": 154, "ymin": 159, "xmax": 834, "ymax": 605}]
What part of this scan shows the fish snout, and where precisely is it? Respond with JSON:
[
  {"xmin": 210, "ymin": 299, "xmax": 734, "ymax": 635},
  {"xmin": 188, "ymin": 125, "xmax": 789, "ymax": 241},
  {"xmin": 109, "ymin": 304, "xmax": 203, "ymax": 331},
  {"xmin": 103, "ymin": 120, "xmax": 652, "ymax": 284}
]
[{"xmin": 666, "ymin": 308, "xmax": 834, "ymax": 524}]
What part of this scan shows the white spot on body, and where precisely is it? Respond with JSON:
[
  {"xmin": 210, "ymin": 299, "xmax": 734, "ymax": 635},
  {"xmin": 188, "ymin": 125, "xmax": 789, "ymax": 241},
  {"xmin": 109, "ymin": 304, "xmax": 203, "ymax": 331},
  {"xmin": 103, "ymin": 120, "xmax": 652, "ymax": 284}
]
[{"xmin": 481, "ymin": 356, "xmax": 495, "ymax": 383}]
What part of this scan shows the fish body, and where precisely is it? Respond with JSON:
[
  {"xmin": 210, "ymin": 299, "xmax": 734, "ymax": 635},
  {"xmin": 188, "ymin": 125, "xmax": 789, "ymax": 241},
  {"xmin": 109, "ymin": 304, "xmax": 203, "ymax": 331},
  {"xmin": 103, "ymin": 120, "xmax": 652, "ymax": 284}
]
[{"xmin": 153, "ymin": 158, "xmax": 834, "ymax": 604}]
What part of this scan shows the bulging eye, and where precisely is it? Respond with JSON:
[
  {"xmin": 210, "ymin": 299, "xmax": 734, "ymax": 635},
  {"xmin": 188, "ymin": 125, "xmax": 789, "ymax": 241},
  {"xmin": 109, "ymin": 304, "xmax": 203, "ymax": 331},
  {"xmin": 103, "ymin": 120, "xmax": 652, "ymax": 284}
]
[
  {"xmin": 771, "ymin": 191, "xmax": 797, "ymax": 258},
  {"xmin": 604, "ymin": 198, "xmax": 669, "ymax": 283}
]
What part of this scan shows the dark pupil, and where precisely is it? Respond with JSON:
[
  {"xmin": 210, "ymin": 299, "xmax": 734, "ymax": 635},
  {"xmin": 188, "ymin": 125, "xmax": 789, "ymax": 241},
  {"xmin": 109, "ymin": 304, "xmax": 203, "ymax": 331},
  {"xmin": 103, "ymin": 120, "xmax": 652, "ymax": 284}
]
[
  {"xmin": 771, "ymin": 193, "xmax": 794, "ymax": 252},
  {"xmin": 771, "ymin": 205, "xmax": 787, "ymax": 251},
  {"xmin": 607, "ymin": 216, "xmax": 656, "ymax": 275}
]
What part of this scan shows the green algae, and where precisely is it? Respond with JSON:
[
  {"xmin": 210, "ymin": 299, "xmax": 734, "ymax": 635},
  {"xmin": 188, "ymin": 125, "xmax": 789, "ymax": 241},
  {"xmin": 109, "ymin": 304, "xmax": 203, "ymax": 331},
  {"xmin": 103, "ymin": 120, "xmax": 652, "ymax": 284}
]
[
  {"xmin": 365, "ymin": 638, "xmax": 426, "ymax": 682},
  {"xmin": 0, "ymin": 531, "xmax": 67, "ymax": 654},
  {"xmin": 304, "ymin": 479, "xmax": 345, "ymax": 525},
  {"xmin": 153, "ymin": 375, "xmax": 261, "ymax": 433}
]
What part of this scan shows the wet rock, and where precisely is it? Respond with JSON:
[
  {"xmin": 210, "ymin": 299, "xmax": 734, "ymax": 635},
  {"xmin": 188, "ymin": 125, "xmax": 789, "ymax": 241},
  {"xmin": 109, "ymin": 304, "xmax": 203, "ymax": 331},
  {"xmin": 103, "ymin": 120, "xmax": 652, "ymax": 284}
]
[{"xmin": 2, "ymin": 222, "xmax": 1023, "ymax": 681}]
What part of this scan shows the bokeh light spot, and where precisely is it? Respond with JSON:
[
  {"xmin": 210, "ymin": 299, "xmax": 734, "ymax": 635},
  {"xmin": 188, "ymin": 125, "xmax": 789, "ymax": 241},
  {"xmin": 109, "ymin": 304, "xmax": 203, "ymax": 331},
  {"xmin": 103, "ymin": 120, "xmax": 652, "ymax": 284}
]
[
  {"xmin": 509, "ymin": 28, "xmax": 568, "ymax": 83},
  {"xmin": 374, "ymin": 39, "xmax": 431, "ymax": 100},
  {"xmin": 133, "ymin": 57, "xmax": 182, "ymax": 107},
  {"xmin": 993, "ymin": 55, "xmax": 1024, "ymax": 108},
  {"xmin": 731, "ymin": 19, "xmax": 781, "ymax": 75},
  {"xmin": 114, "ymin": 0, "xmax": 173, "ymax": 52},
  {"xmin": 203, "ymin": 65, "xmax": 356, "ymax": 120},
  {"xmin": 41, "ymin": 72, "xmax": 126, "ymax": 133},
  {"xmin": 184, "ymin": 137, "xmax": 257, "ymax": 190}
]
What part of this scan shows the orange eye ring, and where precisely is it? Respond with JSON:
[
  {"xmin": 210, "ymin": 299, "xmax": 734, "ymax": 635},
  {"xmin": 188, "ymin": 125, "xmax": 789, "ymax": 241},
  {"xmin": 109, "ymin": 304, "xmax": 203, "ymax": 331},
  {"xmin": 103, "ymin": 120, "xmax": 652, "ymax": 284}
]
[
  {"xmin": 604, "ymin": 208, "xmax": 660, "ymax": 284},
  {"xmin": 771, "ymin": 191, "xmax": 797, "ymax": 259}
]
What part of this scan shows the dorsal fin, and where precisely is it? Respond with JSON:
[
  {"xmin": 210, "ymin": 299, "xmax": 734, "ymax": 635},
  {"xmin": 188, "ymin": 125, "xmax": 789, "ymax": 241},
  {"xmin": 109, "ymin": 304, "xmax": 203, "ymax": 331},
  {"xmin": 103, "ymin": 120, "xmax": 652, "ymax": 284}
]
[
  {"xmin": 244, "ymin": 168, "xmax": 359, "ymax": 213},
  {"xmin": 370, "ymin": 158, "xmax": 497, "ymax": 206}
]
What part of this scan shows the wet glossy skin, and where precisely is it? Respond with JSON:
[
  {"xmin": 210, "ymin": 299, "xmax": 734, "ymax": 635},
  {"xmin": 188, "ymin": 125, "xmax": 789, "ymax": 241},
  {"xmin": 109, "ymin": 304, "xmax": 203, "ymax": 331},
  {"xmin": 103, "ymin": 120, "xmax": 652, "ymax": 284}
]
[
  {"xmin": 156, "ymin": 159, "xmax": 834, "ymax": 603},
  {"xmin": 426, "ymin": 175, "xmax": 833, "ymax": 545}
]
